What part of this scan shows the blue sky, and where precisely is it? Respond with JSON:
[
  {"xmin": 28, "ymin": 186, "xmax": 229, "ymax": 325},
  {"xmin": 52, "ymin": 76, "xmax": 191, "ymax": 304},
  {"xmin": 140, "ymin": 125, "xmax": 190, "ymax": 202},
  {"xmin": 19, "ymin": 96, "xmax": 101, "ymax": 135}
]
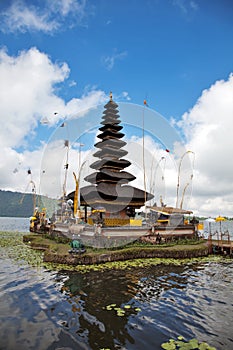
[{"xmin": 0, "ymin": 0, "xmax": 233, "ymax": 217}]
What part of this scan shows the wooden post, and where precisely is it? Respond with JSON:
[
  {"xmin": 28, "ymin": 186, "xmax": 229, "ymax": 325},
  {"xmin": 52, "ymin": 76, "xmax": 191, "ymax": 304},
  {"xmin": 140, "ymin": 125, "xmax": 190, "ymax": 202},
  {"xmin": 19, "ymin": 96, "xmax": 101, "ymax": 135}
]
[{"xmin": 207, "ymin": 234, "xmax": 212, "ymax": 254}]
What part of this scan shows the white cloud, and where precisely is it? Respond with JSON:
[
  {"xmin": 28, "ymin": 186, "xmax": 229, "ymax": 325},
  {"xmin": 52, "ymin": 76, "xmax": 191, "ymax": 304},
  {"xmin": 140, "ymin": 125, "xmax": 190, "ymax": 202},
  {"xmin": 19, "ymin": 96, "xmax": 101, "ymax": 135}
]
[
  {"xmin": 124, "ymin": 135, "xmax": 188, "ymax": 209},
  {"xmin": 0, "ymin": 47, "xmax": 106, "ymax": 194},
  {"xmin": 190, "ymin": 1, "xmax": 199, "ymax": 11},
  {"xmin": 176, "ymin": 73, "xmax": 233, "ymax": 216},
  {"xmin": 0, "ymin": 0, "xmax": 89, "ymax": 34},
  {"xmin": 121, "ymin": 91, "xmax": 131, "ymax": 101},
  {"xmin": 64, "ymin": 90, "xmax": 107, "ymax": 118},
  {"xmin": 101, "ymin": 50, "xmax": 128, "ymax": 71},
  {"xmin": 50, "ymin": 0, "xmax": 85, "ymax": 16},
  {"xmin": 172, "ymin": 0, "xmax": 199, "ymax": 15},
  {"xmin": 0, "ymin": 47, "xmax": 69, "ymax": 149}
]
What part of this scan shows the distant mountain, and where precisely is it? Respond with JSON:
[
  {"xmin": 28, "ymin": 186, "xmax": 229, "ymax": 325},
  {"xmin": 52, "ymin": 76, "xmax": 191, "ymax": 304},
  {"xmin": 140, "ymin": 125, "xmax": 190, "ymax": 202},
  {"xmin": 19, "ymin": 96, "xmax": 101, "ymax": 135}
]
[{"xmin": 0, "ymin": 189, "xmax": 58, "ymax": 218}]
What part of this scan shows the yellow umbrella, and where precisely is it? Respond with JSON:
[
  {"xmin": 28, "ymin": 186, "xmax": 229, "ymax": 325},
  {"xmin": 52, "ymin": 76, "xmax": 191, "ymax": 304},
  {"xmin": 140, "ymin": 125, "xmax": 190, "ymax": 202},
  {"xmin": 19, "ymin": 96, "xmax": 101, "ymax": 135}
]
[
  {"xmin": 215, "ymin": 216, "xmax": 226, "ymax": 233},
  {"xmin": 215, "ymin": 216, "xmax": 226, "ymax": 222}
]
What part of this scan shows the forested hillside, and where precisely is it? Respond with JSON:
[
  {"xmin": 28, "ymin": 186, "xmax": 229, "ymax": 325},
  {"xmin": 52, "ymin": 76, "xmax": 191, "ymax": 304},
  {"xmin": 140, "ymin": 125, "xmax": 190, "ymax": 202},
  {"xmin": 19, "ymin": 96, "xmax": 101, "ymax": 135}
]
[{"xmin": 0, "ymin": 190, "xmax": 57, "ymax": 218}]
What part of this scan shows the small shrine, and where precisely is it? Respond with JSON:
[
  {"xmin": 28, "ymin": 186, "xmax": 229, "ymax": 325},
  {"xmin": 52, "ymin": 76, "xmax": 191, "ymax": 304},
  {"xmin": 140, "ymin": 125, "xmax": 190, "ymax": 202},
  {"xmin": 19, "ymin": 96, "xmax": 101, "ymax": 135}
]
[{"xmin": 68, "ymin": 93, "xmax": 153, "ymax": 226}]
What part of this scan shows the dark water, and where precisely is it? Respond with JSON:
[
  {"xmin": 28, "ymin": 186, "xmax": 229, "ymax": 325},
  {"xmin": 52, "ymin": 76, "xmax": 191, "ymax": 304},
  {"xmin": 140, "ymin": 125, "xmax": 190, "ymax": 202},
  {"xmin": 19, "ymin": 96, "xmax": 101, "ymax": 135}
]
[{"xmin": 0, "ymin": 218, "xmax": 233, "ymax": 350}]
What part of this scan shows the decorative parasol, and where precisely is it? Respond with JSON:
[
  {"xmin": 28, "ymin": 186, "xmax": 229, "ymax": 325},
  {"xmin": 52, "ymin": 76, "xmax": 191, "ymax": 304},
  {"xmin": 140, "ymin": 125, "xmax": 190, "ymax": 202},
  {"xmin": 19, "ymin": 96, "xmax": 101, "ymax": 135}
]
[
  {"xmin": 215, "ymin": 216, "xmax": 226, "ymax": 233},
  {"xmin": 205, "ymin": 218, "xmax": 215, "ymax": 236},
  {"xmin": 215, "ymin": 216, "xmax": 226, "ymax": 222},
  {"xmin": 205, "ymin": 218, "xmax": 215, "ymax": 223}
]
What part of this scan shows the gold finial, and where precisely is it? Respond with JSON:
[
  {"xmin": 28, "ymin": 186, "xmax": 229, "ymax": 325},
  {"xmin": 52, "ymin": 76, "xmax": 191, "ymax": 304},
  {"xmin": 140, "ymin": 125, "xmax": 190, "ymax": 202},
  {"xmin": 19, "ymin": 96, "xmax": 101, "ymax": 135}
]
[{"xmin": 109, "ymin": 91, "xmax": 113, "ymax": 101}]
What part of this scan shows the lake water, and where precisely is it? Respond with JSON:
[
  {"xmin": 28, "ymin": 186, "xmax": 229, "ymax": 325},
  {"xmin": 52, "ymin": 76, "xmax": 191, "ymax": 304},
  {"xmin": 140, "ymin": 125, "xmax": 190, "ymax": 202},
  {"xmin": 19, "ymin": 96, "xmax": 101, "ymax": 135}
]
[
  {"xmin": 0, "ymin": 216, "xmax": 29, "ymax": 232},
  {"xmin": 0, "ymin": 217, "xmax": 233, "ymax": 350}
]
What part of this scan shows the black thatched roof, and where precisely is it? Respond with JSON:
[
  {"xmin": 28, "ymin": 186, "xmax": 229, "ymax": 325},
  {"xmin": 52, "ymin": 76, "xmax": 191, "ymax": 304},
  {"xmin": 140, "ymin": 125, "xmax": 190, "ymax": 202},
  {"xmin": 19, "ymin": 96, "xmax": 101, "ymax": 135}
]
[
  {"xmin": 97, "ymin": 130, "xmax": 125, "ymax": 140},
  {"xmin": 93, "ymin": 148, "xmax": 128, "ymax": 159},
  {"xmin": 69, "ymin": 95, "xmax": 154, "ymax": 210},
  {"xmin": 84, "ymin": 169, "xmax": 136, "ymax": 184},
  {"xmin": 99, "ymin": 124, "xmax": 122, "ymax": 131},
  {"xmin": 94, "ymin": 139, "xmax": 126, "ymax": 149},
  {"xmin": 68, "ymin": 183, "xmax": 153, "ymax": 210},
  {"xmin": 90, "ymin": 158, "xmax": 131, "ymax": 171}
]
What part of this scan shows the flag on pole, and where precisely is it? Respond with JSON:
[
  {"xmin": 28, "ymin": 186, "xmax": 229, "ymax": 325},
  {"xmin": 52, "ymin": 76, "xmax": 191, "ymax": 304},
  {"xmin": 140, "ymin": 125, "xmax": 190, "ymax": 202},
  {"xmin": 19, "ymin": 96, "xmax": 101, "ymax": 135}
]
[{"xmin": 73, "ymin": 172, "xmax": 79, "ymax": 217}]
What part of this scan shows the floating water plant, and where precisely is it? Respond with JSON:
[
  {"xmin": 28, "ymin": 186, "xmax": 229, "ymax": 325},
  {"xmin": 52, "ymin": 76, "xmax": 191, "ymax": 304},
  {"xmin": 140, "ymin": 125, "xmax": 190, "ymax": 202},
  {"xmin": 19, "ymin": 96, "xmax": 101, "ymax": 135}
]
[
  {"xmin": 103, "ymin": 303, "xmax": 141, "ymax": 317},
  {"xmin": 0, "ymin": 231, "xmax": 226, "ymax": 273},
  {"xmin": 161, "ymin": 336, "xmax": 216, "ymax": 350},
  {"xmin": 0, "ymin": 231, "xmax": 44, "ymax": 267},
  {"xmin": 135, "ymin": 307, "xmax": 141, "ymax": 312},
  {"xmin": 105, "ymin": 304, "xmax": 116, "ymax": 310}
]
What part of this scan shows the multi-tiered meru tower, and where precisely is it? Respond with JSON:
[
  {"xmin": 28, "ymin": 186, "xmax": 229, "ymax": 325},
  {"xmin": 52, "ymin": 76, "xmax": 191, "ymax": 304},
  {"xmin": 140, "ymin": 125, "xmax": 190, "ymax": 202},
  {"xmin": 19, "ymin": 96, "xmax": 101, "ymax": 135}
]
[{"xmin": 70, "ymin": 93, "xmax": 153, "ymax": 226}]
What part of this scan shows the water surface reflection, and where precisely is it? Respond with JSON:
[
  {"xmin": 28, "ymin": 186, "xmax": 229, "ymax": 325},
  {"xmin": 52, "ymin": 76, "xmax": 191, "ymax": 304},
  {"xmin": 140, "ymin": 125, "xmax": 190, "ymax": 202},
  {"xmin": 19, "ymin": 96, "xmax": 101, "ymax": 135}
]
[
  {"xmin": 1, "ymin": 253, "xmax": 233, "ymax": 350},
  {"xmin": 56, "ymin": 262, "xmax": 233, "ymax": 350}
]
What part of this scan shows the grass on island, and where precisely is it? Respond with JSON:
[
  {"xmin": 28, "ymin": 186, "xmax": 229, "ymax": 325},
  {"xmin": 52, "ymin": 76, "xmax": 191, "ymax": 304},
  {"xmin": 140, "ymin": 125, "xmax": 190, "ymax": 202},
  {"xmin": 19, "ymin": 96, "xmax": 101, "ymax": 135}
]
[
  {"xmin": 22, "ymin": 232, "xmax": 208, "ymax": 256},
  {"xmin": 0, "ymin": 230, "xmax": 226, "ymax": 272}
]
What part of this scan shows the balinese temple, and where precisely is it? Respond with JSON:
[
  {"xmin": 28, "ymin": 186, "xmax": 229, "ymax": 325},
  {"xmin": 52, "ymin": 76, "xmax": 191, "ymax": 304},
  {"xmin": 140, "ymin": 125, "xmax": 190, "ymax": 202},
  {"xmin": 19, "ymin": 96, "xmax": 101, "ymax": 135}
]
[{"xmin": 69, "ymin": 93, "xmax": 153, "ymax": 226}]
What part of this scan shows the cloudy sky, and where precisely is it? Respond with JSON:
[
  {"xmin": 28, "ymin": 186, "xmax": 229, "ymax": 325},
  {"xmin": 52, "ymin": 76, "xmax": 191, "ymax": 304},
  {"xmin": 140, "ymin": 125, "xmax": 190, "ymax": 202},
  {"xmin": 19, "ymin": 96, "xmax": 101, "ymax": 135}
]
[{"xmin": 0, "ymin": 0, "xmax": 233, "ymax": 217}]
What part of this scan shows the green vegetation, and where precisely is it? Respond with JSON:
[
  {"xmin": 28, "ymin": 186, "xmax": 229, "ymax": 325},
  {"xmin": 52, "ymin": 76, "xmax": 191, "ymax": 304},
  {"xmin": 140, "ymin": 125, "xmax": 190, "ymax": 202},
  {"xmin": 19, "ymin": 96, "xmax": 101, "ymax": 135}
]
[
  {"xmin": 103, "ymin": 303, "xmax": 141, "ymax": 317},
  {"xmin": 1, "ymin": 230, "xmax": 226, "ymax": 273},
  {"xmin": 0, "ymin": 189, "xmax": 57, "ymax": 217},
  {"xmin": 22, "ymin": 232, "xmax": 222, "ymax": 273},
  {"xmin": 24, "ymin": 233, "xmax": 208, "ymax": 256},
  {"xmin": 0, "ymin": 232, "xmax": 226, "ymax": 273},
  {"xmin": 1, "ymin": 189, "xmax": 232, "ymax": 221},
  {"xmin": 0, "ymin": 231, "xmax": 43, "ymax": 267},
  {"xmin": 161, "ymin": 336, "xmax": 216, "ymax": 349},
  {"xmin": 23, "ymin": 233, "xmax": 71, "ymax": 255},
  {"xmin": 44, "ymin": 254, "xmax": 224, "ymax": 274}
]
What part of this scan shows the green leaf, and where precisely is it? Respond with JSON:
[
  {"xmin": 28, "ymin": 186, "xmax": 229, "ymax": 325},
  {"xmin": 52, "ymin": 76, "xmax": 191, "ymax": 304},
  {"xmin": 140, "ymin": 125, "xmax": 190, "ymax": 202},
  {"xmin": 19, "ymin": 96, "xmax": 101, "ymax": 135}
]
[
  {"xmin": 189, "ymin": 338, "xmax": 199, "ymax": 349},
  {"xmin": 176, "ymin": 341, "xmax": 186, "ymax": 347},
  {"xmin": 199, "ymin": 343, "xmax": 216, "ymax": 350},
  {"xmin": 135, "ymin": 307, "xmax": 141, "ymax": 312},
  {"xmin": 161, "ymin": 342, "xmax": 176, "ymax": 350},
  {"xmin": 179, "ymin": 344, "xmax": 193, "ymax": 350},
  {"xmin": 117, "ymin": 311, "xmax": 125, "ymax": 316},
  {"xmin": 178, "ymin": 336, "xmax": 184, "ymax": 340}
]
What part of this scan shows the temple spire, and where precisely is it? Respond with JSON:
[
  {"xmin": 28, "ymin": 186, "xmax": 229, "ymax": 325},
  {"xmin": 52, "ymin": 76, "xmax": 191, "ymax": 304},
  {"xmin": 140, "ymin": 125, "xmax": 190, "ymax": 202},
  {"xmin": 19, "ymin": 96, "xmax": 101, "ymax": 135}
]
[{"xmin": 68, "ymin": 93, "xmax": 154, "ymax": 215}]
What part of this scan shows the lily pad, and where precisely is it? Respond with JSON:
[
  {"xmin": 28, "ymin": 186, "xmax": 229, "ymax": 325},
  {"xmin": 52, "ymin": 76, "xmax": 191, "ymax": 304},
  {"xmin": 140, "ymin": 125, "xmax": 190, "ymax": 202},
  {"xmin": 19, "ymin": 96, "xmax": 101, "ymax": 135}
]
[
  {"xmin": 135, "ymin": 307, "xmax": 141, "ymax": 312},
  {"xmin": 161, "ymin": 342, "xmax": 176, "ymax": 350}
]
